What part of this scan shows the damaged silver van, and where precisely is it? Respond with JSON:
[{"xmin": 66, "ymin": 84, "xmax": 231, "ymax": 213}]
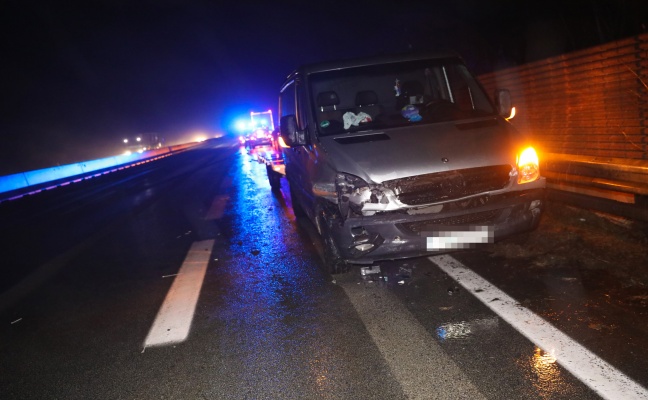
[{"xmin": 278, "ymin": 51, "xmax": 545, "ymax": 273}]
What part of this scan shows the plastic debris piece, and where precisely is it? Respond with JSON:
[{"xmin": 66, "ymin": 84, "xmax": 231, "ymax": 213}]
[
  {"xmin": 360, "ymin": 265, "xmax": 381, "ymax": 276},
  {"xmin": 11, "ymin": 318, "xmax": 22, "ymax": 325},
  {"xmin": 399, "ymin": 267, "xmax": 412, "ymax": 278},
  {"xmin": 398, "ymin": 280, "xmax": 405, "ymax": 285}
]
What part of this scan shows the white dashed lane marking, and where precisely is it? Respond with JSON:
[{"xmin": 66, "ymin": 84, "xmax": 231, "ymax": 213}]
[
  {"xmin": 339, "ymin": 279, "xmax": 486, "ymax": 400},
  {"xmin": 144, "ymin": 240, "xmax": 214, "ymax": 349}
]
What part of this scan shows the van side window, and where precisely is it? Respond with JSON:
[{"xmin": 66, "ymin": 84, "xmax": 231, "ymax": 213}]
[
  {"xmin": 280, "ymin": 80, "xmax": 296, "ymax": 121},
  {"xmin": 296, "ymin": 80, "xmax": 309, "ymax": 131}
]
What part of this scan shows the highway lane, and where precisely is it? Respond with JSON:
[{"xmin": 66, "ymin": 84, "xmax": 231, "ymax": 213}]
[{"xmin": 0, "ymin": 138, "xmax": 646, "ymax": 399}]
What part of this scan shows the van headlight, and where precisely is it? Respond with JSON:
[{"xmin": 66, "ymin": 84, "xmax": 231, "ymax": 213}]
[
  {"xmin": 336, "ymin": 173, "xmax": 371, "ymax": 215},
  {"xmin": 516, "ymin": 147, "xmax": 540, "ymax": 184},
  {"xmin": 336, "ymin": 173, "xmax": 394, "ymax": 216}
]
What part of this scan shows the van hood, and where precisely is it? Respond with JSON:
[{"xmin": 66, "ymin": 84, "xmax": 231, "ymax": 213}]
[{"xmin": 318, "ymin": 118, "xmax": 520, "ymax": 183}]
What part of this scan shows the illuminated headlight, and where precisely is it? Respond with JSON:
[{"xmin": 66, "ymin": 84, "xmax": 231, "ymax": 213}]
[{"xmin": 516, "ymin": 147, "xmax": 540, "ymax": 184}]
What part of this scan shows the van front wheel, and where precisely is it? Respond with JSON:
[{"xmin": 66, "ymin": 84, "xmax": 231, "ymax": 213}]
[
  {"xmin": 266, "ymin": 164, "xmax": 281, "ymax": 191},
  {"xmin": 288, "ymin": 182, "xmax": 306, "ymax": 218},
  {"xmin": 317, "ymin": 213, "xmax": 348, "ymax": 275}
]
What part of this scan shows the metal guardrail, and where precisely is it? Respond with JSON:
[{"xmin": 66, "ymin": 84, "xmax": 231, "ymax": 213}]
[
  {"xmin": 0, "ymin": 142, "xmax": 199, "ymax": 203},
  {"xmin": 542, "ymin": 153, "xmax": 648, "ymax": 221}
]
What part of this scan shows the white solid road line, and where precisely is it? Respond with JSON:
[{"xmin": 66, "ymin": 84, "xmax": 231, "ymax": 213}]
[
  {"xmin": 430, "ymin": 254, "xmax": 648, "ymax": 400},
  {"xmin": 144, "ymin": 239, "xmax": 214, "ymax": 349}
]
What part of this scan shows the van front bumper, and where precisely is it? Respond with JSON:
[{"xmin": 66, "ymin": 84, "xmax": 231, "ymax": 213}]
[{"xmin": 330, "ymin": 188, "xmax": 545, "ymax": 264}]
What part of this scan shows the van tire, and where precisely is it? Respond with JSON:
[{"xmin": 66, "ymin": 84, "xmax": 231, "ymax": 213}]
[
  {"xmin": 266, "ymin": 164, "xmax": 281, "ymax": 191},
  {"xmin": 288, "ymin": 182, "xmax": 306, "ymax": 218},
  {"xmin": 317, "ymin": 211, "xmax": 348, "ymax": 275},
  {"xmin": 323, "ymin": 234, "xmax": 348, "ymax": 275}
]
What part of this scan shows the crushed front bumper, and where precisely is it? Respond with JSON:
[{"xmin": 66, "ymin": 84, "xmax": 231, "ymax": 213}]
[{"xmin": 329, "ymin": 188, "xmax": 546, "ymax": 264}]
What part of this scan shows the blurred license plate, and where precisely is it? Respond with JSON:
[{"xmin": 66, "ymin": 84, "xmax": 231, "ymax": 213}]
[{"xmin": 425, "ymin": 226, "xmax": 493, "ymax": 250}]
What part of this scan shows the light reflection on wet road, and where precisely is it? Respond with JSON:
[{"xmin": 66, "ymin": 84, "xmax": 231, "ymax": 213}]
[{"xmin": 523, "ymin": 346, "xmax": 566, "ymax": 400}]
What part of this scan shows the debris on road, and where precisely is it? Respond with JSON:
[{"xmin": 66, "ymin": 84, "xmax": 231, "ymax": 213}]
[
  {"xmin": 360, "ymin": 265, "xmax": 381, "ymax": 276},
  {"xmin": 396, "ymin": 266, "xmax": 413, "ymax": 284}
]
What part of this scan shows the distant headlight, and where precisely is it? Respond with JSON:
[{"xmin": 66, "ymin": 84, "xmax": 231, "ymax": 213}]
[{"xmin": 516, "ymin": 146, "xmax": 540, "ymax": 184}]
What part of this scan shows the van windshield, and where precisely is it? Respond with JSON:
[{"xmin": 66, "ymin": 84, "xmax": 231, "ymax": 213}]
[{"xmin": 309, "ymin": 58, "xmax": 496, "ymax": 136}]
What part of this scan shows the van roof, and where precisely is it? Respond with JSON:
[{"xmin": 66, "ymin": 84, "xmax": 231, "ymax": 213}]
[{"xmin": 286, "ymin": 50, "xmax": 463, "ymax": 80}]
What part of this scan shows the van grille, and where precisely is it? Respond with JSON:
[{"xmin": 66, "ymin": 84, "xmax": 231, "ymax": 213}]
[
  {"xmin": 397, "ymin": 209, "xmax": 502, "ymax": 233},
  {"xmin": 385, "ymin": 165, "xmax": 512, "ymax": 205}
]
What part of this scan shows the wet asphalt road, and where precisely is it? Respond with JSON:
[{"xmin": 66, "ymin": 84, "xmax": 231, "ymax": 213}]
[{"xmin": 0, "ymin": 138, "xmax": 646, "ymax": 399}]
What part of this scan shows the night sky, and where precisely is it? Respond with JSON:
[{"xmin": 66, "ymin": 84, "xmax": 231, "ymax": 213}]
[{"xmin": 1, "ymin": 0, "xmax": 646, "ymax": 175}]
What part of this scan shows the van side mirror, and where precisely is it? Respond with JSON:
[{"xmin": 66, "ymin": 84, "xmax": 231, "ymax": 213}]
[
  {"xmin": 280, "ymin": 115, "xmax": 307, "ymax": 147},
  {"xmin": 495, "ymin": 89, "xmax": 512, "ymax": 118}
]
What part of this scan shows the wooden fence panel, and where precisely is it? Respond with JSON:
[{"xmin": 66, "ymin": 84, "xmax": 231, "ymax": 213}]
[{"xmin": 479, "ymin": 32, "xmax": 648, "ymax": 161}]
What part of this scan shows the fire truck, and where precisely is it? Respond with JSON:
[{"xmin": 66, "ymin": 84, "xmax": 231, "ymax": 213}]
[
  {"xmin": 241, "ymin": 110, "xmax": 285, "ymax": 191},
  {"xmin": 239, "ymin": 110, "xmax": 276, "ymax": 149}
]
